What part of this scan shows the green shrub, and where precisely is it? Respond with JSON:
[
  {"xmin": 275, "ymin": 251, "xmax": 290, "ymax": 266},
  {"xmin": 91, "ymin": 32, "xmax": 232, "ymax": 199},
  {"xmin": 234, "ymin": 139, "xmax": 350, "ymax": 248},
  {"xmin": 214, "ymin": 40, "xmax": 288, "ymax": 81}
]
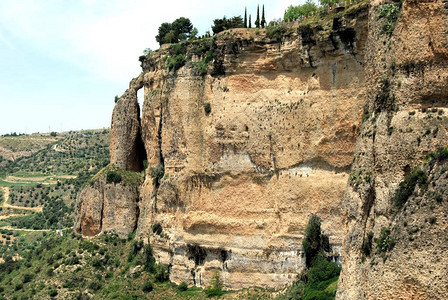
[
  {"xmin": 178, "ymin": 281, "xmax": 188, "ymax": 291},
  {"xmin": 361, "ymin": 231, "xmax": 374, "ymax": 257},
  {"xmin": 154, "ymin": 263, "xmax": 169, "ymax": 282},
  {"xmin": 378, "ymin": 3, "xmax": 401, "ymax": 35},
  {"xmin": 151, "ymin": 223, "xmax": 163, "ymax": 235},
  {"xmin": 88, "ymin": 281, "xmax": 102, "ymax": 291},
  {"xmin": 391, "ymin": 169, "xmax": 427, "ymax": 208},
  {"xmin": 204, "ymin": 102, "xmax": 211, "ymax": 115},
  {"xmin": 375, "ymin": 227, "xmax": 395, "ymax": 253},
  {"xmin": 166, "ymin": 54, "xmax": 186, "ymax": 72},
  {"xmin": 106, "ymin": 171, "xmax": 122, "ymax": 184},
  {"xmin": 151, "ymin": 163, "xmax": 164, "ymax": 186},
  {"xmin": 266, "ymin": 25, "xmax": 287, "ymax": 42},
  {"xmin": 143, "ymin": 244, "xmax": 156, "ymax": 272},
  {"xmin": 142, "ymin": 281, "xmax": 153, "ymax": 293},
  {"xmin": 48, "ymin": 289, "xmax": 58, "ymax": 297},
  {"xmin": 205, "ymin": 271, "xmax": 223, "ymax": 297},
  {"xmin": 307, "ymin": 254, "xmax": 341, "ymax": 285}
]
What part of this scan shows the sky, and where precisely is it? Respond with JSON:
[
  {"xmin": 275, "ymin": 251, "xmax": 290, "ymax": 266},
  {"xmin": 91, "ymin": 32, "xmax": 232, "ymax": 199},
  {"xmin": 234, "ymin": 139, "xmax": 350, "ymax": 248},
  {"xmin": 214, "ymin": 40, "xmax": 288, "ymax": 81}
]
[{"xmin": 0, "ymin": 0, "xmax": 298, "ymax": 135}]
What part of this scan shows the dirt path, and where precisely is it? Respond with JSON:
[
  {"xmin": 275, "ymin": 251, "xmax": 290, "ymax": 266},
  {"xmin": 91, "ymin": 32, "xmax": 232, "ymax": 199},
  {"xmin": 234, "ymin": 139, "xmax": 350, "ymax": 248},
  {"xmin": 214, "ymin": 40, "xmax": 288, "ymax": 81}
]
[
  {"xmin": 0, "ymin": 226, "xmax": 51, "ymax": 232},
  {"xmin": 1, "ymin": 187, "xmax": 43, "ymax": 212}
]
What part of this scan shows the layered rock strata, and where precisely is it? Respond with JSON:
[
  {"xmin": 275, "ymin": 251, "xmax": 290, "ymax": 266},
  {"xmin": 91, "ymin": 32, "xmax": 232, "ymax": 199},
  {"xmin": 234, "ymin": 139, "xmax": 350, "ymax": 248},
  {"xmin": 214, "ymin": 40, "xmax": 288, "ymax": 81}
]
[{"xmin": 77, "ymin": 5, "xmax": 371, "ymax": 290}]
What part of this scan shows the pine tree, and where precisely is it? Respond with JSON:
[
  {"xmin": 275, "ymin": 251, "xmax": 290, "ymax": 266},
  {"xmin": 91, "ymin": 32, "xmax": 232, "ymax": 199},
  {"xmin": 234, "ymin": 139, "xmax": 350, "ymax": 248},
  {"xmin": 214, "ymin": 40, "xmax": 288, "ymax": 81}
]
[
  {"xmin": 244, "ymin": 7, "xmax": 247, "ymax": 28},
  {"xmin": 249, "ymin": 14, "xmax": 252, "ymax": 28},
  {"xmin": 255, "ymin": 5, "xmax": 260, "ymax": 28},
  {"xmin": 261, "ymin": 5, "xmax": 266, "ymax": 28}
]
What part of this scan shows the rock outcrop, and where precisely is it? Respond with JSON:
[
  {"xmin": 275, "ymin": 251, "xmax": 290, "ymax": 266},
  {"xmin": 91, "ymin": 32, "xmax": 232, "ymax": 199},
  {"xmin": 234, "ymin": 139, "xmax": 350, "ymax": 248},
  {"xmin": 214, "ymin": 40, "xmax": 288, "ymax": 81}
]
[
  {"xmin": 75, "ymin": 167, "xmax": 143, "ymax": 237},
  {"xmin": 337, "ymin": 0, "xmax": 448, "ymax": 298}
]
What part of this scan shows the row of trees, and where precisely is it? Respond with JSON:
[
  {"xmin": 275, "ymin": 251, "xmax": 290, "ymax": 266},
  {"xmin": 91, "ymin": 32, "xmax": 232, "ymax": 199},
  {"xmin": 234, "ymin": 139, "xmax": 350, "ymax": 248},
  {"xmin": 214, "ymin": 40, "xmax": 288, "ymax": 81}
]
[
  {"xmin": 284, "ymin": 0, "xmax": 342, "ymax": 22},
  {"xmin": 212, "ymin": 5, "xmax": 266, "ymax": 34},
  {"xmin": 156, "ymin": 5, "xmax": 268, "ymax": 45}
]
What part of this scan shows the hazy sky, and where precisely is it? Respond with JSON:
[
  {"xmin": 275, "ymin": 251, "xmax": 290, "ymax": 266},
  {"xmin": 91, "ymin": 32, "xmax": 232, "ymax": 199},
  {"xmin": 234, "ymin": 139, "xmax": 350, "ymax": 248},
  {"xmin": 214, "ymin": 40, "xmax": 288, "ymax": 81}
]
[{"xmin": 0, "ymin": 0, "xmax": 297, "ymax": 135}]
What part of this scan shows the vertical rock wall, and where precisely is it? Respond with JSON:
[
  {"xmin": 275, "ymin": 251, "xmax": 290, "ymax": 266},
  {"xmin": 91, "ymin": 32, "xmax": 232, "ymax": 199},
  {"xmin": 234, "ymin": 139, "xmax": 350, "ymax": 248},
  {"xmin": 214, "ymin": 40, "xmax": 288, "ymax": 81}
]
[{"xmin": 337, "ymin": 0, "xmax": 448, "ymax": 298}]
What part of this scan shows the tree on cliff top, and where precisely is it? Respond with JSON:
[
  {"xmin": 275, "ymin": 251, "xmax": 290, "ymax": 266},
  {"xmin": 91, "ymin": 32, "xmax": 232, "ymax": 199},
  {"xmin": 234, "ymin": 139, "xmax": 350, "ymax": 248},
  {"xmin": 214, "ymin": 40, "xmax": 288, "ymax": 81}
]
[
  {"xmin": 211, "ymin": 16, "xmax": 244, "ymax": 34},
  {"xmin": 255, "ymin": 5, "xmax": 260, "ymax": 28},
  {"xmin": 156, "ymin": 17, "xmax": 194, "ymax": 45}
]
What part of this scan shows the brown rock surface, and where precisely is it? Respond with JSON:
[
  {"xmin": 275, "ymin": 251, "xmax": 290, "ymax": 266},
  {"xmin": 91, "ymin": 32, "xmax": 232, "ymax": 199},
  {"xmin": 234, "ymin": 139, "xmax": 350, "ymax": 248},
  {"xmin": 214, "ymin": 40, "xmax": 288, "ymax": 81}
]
[
  {"xmin": 337, "ymin": 0, "xmax": 448, "ymax": 298},
  {"xmin": 110, "ymin": 74, "xmax": 146, "ymax": 172},
  {"xmin": 74, "ymin": 168, "xmax": 142, "ymax": 238}
]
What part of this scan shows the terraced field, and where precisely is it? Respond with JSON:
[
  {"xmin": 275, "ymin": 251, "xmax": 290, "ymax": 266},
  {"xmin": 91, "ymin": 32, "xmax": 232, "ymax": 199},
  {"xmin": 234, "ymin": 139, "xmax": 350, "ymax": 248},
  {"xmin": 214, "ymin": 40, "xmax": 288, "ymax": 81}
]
[{"xmin": 0, "ymin": 129, "xmax": 110, "ymax": 259}]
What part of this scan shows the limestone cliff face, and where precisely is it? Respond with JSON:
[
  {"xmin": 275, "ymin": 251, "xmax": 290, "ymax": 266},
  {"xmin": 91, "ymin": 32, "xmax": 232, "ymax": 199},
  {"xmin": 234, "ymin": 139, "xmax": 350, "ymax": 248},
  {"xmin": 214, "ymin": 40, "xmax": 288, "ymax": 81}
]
[
  {"xmin": 125, "ymin": 6, "xmax": 367, "ymax": 290},
  {"xmin": 337, "ymin": 0, "xmax": 448, "ymax": 299}
]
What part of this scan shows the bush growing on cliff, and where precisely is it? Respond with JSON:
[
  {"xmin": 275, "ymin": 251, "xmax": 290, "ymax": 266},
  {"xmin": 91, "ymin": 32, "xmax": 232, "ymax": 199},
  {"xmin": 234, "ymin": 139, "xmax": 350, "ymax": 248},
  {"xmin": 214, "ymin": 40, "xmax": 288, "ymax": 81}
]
[
  {"xmin": 361, "ymin": 231, "xmax": 374, "ymax": 257},
  {"xmin": 204, "ymin": 102, "xmax": 212, "ymax": 115},
  {"xmin": 266, "ymin": 25, "xmax": 288, "ymax": 42},
  {"xmin": 106, "ymin": 171, "xmax": 122, "ymax": 184},
  {"xmin": 391, "ymin": 169, "xmax": 427, "ymax": 208},
  {"xmin": 377, "ymin": 3, "xmax": 401, "ymax": 36},
  {"xmin": 280, "ymin": 215, "xmax": 339, "ymax": 300},
  {"xmin": 375, "ymin": 227, "xmax": 395, "ymax": 253}
]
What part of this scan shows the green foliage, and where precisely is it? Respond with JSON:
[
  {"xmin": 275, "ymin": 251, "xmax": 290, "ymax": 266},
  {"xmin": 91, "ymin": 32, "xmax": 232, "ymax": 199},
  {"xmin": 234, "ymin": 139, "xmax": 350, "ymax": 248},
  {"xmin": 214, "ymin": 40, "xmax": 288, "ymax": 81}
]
[
  {"xmin": 204, "ymin": 102, "xmax": 212, "ymax": 115},
  {"xmin": 284, "ymin": 0, "xmax": 318, "ymax": 21},
  {"xmin": 211, "ymin": 16, "xmax": 244, "ymax": 34},
  {"xmin": 266, "ymin": 25, "xmax": 288, "ymax": 42},
  {"xmin": 156, "ymin": 17, "xmax": 194, "ymax": 45},
  {"xmin": 391, "ymin": 169, "xmax": 427, "ymax": 208},
  {"xmin": 307, "ymin": 253, "xmax": 341, "ymax": 285},
  {"xmin": 302, "ymin": 214, "xmax": 322, "ymax": 268},
  {"xmin": 427, "ymin": 146, "xmax": 448, "ymax": 163},
  {"xmin": 205, "ymin": 271, "xmax": 224, "ymax": 297},
  {"xmin": 378, "ymin": 3, "xmax": 400, "ymax": 35},
  {"xmin": 151, "ymin": 223, "xmax": 163, "ymax": 235},
  {"xmin": 114, "ymin": 95, "xmax": 119, "ymax": 103},
  {"xmin": 106, "ymin": 171, "xmax": 122, "ymax": 184},
  {"xmin": 261, "ymin": 5, "xmax": 266, "ymax": 28},
  {"xmin": 178, "ymin": 281, "xmax": 188, "ymax": 291},
  {"xmin": 361, "ymin": 231, "xmax": 374, "ymax": 257},
  {"xmin": 319, "ymin": 0, "xmax": 339, "ymax": 7},
  {"xmin": 143, "ymin": 244, "xmax": 156, "ymax": 273},
  {"xmin": 142, "ymin": 281, "xmax": 153, "ymax": 292},
  {"xmin": 154, "ymin": 263, "xmax": 169, "ymax": 282},
  {"xmin": 166, "ymin": 54, "xmax": 186, "ymax": 72},
  {"xmin": 255, "ymin": 5, "xmax": 260, "ymax": 28},
  {"xmin": 150, "ymin": 163, "xmax": 165, "ymax": 186},
  {"xmin": 375, "ymin": 227, "xmax": 395, "ymax": 253}
]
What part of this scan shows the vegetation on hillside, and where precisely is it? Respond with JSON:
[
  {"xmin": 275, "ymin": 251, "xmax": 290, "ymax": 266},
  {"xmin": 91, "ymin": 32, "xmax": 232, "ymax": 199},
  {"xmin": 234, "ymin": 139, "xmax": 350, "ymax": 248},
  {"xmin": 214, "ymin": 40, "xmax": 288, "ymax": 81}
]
[{"xmin": 0, "ymin": 130, "xmax": 110, "ymax": 231}]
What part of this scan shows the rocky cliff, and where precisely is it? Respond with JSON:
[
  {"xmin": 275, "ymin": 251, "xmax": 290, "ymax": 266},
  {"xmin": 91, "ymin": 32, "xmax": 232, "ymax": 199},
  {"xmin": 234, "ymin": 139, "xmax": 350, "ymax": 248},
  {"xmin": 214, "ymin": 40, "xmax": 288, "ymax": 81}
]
[
  {"xmin": 76, "ymin": 0, "xmax": 448, "ymax": 294},
  {"xmin": 337, "ymin": 0, "xmax": 448, "ymax": 299}
]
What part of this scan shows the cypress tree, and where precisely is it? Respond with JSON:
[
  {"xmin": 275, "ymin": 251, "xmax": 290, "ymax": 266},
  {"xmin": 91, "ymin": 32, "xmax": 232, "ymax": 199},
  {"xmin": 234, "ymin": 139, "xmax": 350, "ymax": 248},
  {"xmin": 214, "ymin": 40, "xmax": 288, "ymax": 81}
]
[
  {"xmin": 255, "ymin": 5, "xmax": 260, "ymax": 28},
  {"xmin": 249, "ymin": 14, "xmax": 252, "ymax": 28},
  {"xmin": 261, "ymin": 5, "xmax": 266, "ymax": 28},
  {"xmin": 244, "ymin": 7, "xmax": 247, "ymax": 28}
]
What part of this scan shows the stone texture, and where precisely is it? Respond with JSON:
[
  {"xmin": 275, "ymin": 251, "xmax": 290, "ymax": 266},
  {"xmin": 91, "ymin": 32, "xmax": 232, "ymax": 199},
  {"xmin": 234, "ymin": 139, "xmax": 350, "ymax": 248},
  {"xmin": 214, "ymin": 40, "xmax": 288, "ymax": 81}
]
[
  {"xmin": 75, "ymin": 176, "xmax": 140, "ymax": 238},
  {"xmin": 110, "ymin": 74, "xmax": 146, "ymax": 172},
  {"xmin": 336, "ymin": 0, "xmax": 448, "ymax": 298}
]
